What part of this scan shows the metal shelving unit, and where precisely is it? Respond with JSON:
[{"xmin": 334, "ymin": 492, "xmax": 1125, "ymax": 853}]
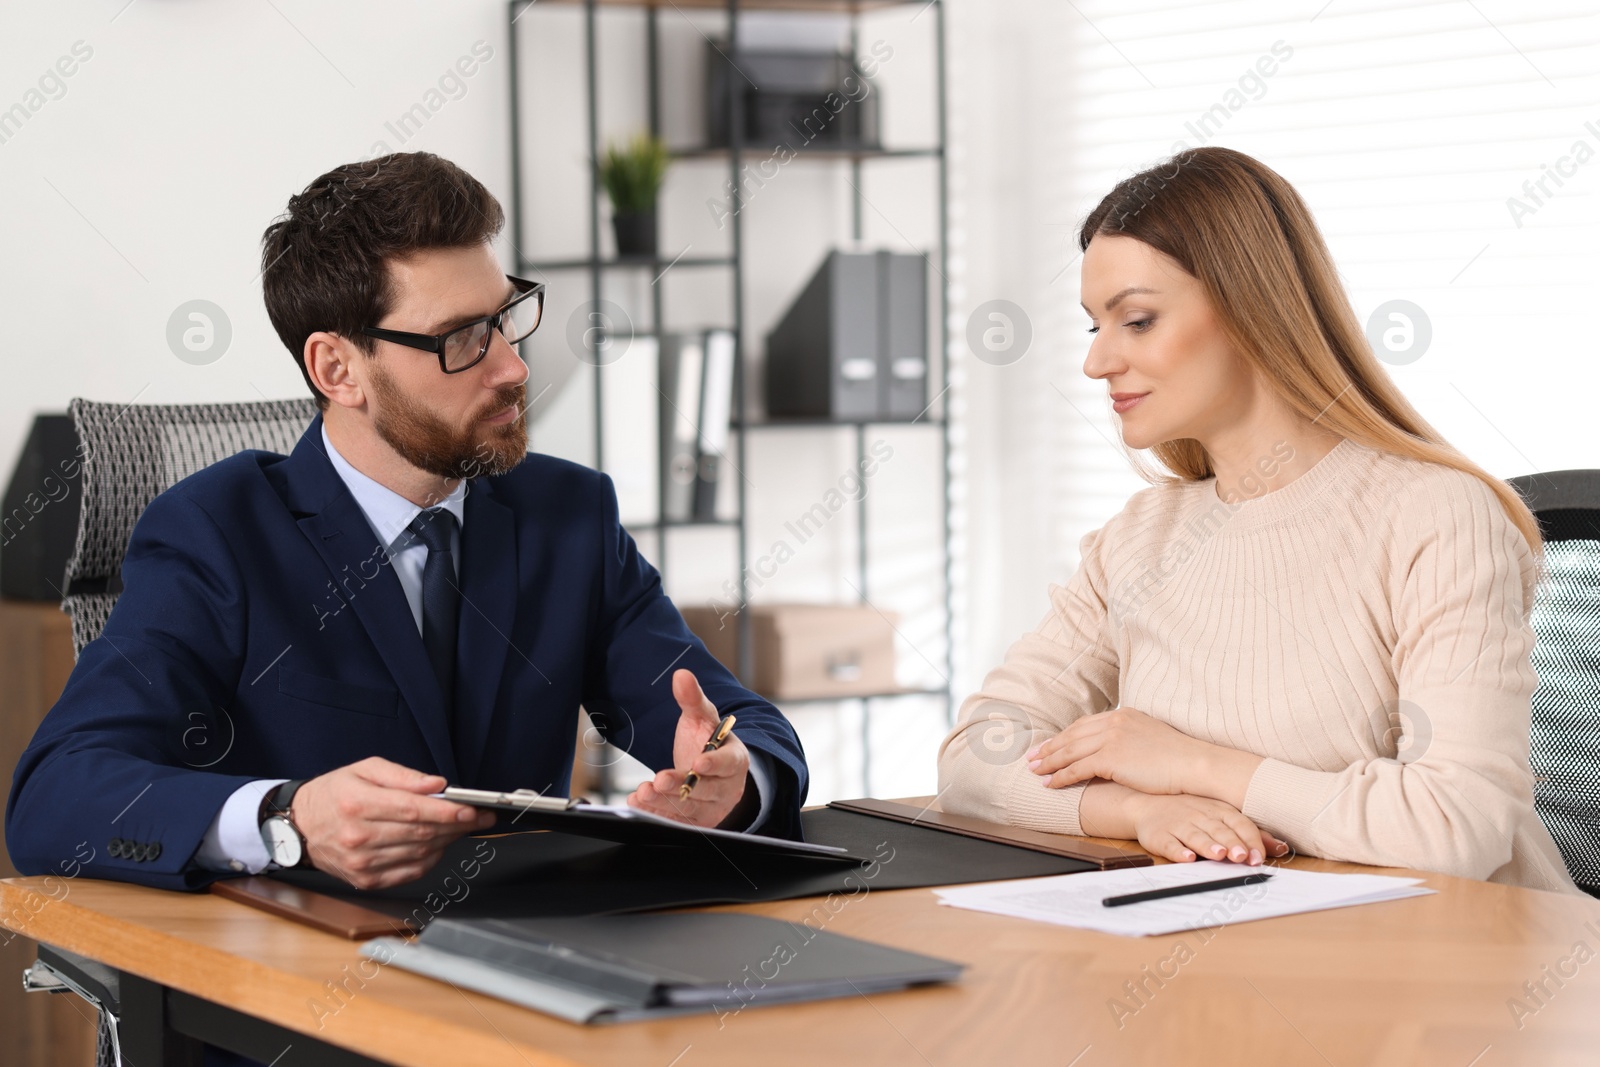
[
  {"xmin": 520, "ymin": 256, "xmax": 737, "ymax": 272},
  {"xmin": 507, "ymin": 0, "xmax": 953, "ymax": 797}
]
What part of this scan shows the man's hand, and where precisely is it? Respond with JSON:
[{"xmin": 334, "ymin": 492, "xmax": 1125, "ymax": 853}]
[
  {"xmin": 292, "ymin": 757, "xmax": 496, "ymax": 890},
  {"xmin": 1027, "ymin": 707, "xmax": 1263, "ymax": 806},
  {"xmin": 627, "ymin": 669, "xmax": 754, "ymax": 829}
]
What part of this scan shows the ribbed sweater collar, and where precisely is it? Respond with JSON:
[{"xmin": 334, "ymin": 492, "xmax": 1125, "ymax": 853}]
[{"xmin": 1192, "ymin": 437, "xmax": 1363, "ymax": 534}]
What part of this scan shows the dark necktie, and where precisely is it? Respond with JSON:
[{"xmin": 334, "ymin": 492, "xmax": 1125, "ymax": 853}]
[{"xmin": 405, "ymin": 507, "xmax": 461, "ymax": 710}]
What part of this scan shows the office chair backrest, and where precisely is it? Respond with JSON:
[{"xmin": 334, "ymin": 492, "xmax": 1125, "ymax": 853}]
[
  {"xmin": 62, "ymin": 397, "xmax": 317, "ymax": 657},
  {"xmin": 1509, "ymin": 468, "xmax": 1600, "ymax": 893}
]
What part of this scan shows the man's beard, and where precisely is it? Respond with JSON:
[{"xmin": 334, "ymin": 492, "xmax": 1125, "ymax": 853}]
[{"xmin": 367, "ymin": 363, "xmax": 528, "ymax": 482}]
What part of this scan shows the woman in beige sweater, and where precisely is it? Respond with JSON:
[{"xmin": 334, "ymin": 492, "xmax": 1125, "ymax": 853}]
[{"xmin": 938, "ymin": 147, "xmax": 1578, "ymax": 894}]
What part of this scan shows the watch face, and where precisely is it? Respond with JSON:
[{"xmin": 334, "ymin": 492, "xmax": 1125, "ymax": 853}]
[{"xmin": 263, "ymin": 816, "xmax": 304, "ymax": 868}]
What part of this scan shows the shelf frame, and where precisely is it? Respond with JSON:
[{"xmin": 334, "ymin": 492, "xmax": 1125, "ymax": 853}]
[
  {"xmin": 507, "ymin": 0, "xmax": 954, "ymax": 798},
  {"xmin": 533, "ymin": 0, "xmax": 914, "ymax": 11}
]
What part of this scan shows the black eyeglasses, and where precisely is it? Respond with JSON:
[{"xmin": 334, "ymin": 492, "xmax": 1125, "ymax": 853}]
[{"xmin": 361, "ymin": 276, "xmax": 546, "ymax": 373}]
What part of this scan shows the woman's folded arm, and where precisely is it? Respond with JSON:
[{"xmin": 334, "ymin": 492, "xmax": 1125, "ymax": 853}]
[{"xmin": 938, "ymin": 528, "xmax": 1120, "ymax": 835}]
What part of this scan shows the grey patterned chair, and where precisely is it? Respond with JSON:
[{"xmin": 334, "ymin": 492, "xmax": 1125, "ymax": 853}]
[
  {"xmin": 24, "ymin": 397, "xmax": 316, "ymax": 1063},
  {"xmin": 61, "ymin": 396, "xmax": 316, "ymax": 655},
  {"xmin": 1510, "ymin": 469, "xmax": 1600, "ymax": 896}
]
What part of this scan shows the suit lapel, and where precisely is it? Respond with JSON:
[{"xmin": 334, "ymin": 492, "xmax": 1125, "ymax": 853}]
[
  {"xmin": 278, "ymin": 419, "xmax": 460, "ymax": 782},
  {"xmin": 452, "ymin": 478, "xmax": 518, "ymax": 781}
]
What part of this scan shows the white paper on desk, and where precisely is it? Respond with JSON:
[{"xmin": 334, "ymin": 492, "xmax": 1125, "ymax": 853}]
[{"xmin": 934, "ymin": 860, "xmax": 1434, "ymax": 937}]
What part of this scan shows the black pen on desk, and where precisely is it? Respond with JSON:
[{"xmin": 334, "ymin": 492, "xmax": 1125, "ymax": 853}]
[
  {"xmin": 1102, "ymin": 871, "xmax": 1272, "ymax": 908},
  {"xmin": 678, "ymin": 713, "xmax": 736, "ymax": 800}
]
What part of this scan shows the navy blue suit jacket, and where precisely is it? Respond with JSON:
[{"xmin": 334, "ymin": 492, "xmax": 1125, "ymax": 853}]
[{"xmin": 6, "ymin": 416, "xmax": 807, "ymax": 890}]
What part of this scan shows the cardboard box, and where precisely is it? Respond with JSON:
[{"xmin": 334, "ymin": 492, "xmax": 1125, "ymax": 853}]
[{"xmin": 679, "ymin": 602, "xmax": 899, "ymax": 700}]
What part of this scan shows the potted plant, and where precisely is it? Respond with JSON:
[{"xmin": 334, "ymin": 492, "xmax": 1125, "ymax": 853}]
[{"xmin": 600, "ymin": 132, "xmax": 670, "ymax": 259}]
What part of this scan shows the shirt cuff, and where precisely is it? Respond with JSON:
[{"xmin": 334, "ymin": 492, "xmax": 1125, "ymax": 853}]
[
  {"xmin": 744, "ymin": 748, "xmax": 776, "ymax": 832},
  {"xmin": 193, "ymin": 779, "xmax": 287, "ymax": 874}
]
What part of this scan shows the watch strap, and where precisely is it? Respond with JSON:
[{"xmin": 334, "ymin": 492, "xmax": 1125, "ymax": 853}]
[{"xmin": 260, "ymin": 779, "xmax": 306, "ymax": 824}]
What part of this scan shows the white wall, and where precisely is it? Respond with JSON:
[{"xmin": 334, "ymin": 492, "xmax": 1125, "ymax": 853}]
[{"xmin": 0, "ymin": 2, "xmax": 512, "ymax": 451}]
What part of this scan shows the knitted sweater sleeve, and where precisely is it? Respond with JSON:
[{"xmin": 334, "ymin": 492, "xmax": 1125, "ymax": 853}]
[
  {"xmin": 936, "ymin": 525, "xmax": 1121, "ymax": 835},
  {"xmin": 1241, "ymin": 472, "xmax": 1541, "ymax": 881}
]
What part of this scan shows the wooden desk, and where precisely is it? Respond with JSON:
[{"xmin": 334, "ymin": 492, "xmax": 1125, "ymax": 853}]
[
  {"xmin": 6, "ymin": 844, "xmax": 1600, "ymax": 1066},
  {"xmin": 0, "ymin": 599, "xmax": 98, "ymax": 1066}
]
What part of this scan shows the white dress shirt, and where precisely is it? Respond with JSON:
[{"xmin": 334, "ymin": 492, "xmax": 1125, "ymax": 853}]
[{"xmin": 194, "ymin": 426, "xmax": 771, "ymax": 873}]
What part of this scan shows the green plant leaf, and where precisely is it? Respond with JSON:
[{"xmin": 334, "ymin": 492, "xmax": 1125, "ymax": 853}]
[{"xmin": 600, "ymin": 131, "xmax": 670, "ymax": 215}]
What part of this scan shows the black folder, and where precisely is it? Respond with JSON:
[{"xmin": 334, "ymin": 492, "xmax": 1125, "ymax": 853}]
[
  {"xmin": 364, "ymin": 913, "xmax": 964, "ymax": 1023},
  {"xmin": 215, "ymin": 805, "xmax": 1147, "ymax": 939}
]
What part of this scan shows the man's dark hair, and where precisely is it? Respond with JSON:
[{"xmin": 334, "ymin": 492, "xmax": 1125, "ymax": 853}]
[{"xmin": 260, "ymin": 151, "xmax": 505, "ymax": 408}]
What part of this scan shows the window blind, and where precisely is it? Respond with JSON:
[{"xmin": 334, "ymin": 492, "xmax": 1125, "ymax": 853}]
[{"xmin": 1043, "ymin": 0, "xmax": 1600, "ymax": 580}]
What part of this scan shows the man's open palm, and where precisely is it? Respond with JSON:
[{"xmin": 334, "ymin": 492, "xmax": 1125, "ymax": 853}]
[{"xmin": 626, "ymin": 669, "xmax": 752, "ymax": 828}]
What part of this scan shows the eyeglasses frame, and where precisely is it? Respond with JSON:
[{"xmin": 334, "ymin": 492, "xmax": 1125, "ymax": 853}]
[{"xmin": 359, "ymin": 275, "xmax": 546, "ymax": 374}]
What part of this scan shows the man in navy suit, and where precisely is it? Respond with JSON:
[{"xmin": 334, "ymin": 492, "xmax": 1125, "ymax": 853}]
[{"xmin": 6, "ymin": 152, "xmax": 808, "ymax": 894}]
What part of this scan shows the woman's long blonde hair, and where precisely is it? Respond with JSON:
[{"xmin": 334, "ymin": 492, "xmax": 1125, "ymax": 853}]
[{"xmin": 1078, "ymin": 146, "xmax": 1542, "ymax": 554}]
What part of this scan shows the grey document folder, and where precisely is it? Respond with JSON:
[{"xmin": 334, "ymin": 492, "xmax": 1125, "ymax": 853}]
[
  {"xmin": 880, "ymin": 251, "xmax": 928, "ymax": 419},
  {"xmin": 365, "ymin": 913, "xmax": 964, "ymax": 1023},
  {"xmin": 764, "ymin": 249, "xmax": 928, "ymax": 422}
]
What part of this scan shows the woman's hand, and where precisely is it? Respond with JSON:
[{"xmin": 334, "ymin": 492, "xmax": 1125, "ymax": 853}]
[
  {"xmin": 1027, "ymin": 708, "xmax": 1203, "ymax": 794},
  {"xmin": 1124, "ymin": 792, "xmax": 1290, "ymax": 865},
  {"xmin": 1027, "ymin": 707, "xmax": 1262, "ymax": 807}
]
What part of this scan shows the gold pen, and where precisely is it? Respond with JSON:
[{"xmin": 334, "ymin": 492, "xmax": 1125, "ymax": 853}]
[{"xmin": 679, "ymin": 714, "xmax": 736, "ymax": 800}]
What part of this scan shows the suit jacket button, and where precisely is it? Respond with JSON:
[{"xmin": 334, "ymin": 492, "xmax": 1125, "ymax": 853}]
[
  {"xmin": 148, "ymin": 842, "xmax": 161, "ymax": 862},
  {"xmin": 131, "ymin": 844, "xmax": 147, "ymax": 862},
  {"xmin": 108, "ymin": 838, "xmax": 124, "ymax": 858}
]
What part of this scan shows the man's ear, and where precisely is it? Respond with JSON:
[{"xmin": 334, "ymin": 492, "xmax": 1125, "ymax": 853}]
[{"xmin": 304, "ymin": 332, "xmax": 366, "ymax": 411}]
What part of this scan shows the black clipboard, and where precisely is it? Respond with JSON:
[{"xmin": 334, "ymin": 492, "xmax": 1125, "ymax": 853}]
[{"xmin": 436, "ymin": 787, "xmax": 854, "ymax": 862}]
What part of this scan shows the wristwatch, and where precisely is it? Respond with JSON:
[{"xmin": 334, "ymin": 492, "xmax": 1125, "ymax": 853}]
[{"xmin": 258, "ymin": 779, "xmax": 311, "ymax": 869}]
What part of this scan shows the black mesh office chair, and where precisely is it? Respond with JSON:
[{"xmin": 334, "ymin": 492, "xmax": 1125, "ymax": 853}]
[
  {"xmin": 60, "ymin": 396, "xmax": 317, "ymax": 654},
  {"xmin": 1510, "ymin": 469, "xmax": 1600, "ymax": 896},
  {"xmin": 23, "ymin": 398, "xmax": 316, "ymax": 1064}
]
